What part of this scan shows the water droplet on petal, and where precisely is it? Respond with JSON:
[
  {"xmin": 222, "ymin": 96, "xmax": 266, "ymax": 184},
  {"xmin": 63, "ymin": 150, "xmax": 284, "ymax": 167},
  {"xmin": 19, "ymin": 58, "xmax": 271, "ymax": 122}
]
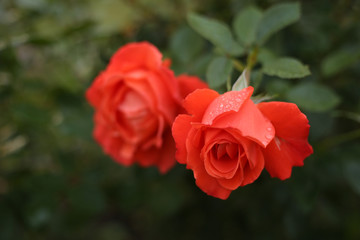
[{"xmin": 265, "ymin": 134, "xmax": 273, "ymax": 140}]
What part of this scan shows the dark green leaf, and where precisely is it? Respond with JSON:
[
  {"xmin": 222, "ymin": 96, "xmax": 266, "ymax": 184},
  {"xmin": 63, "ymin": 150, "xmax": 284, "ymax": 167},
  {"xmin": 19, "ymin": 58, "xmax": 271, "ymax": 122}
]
[
  {"xmin": 257, "ymin": 47, "xmax": 277, "ymax": 64},
  {"xmin": 256, "ymin": 2, "xmax": 300, "ymax": 45},
  {"xmin": 233, "ymin": 6, "xmax": 263, "ymax": 47},
  {"xmin": 170, "ymin": 26, "xmax": 204, "ymax": 62},
  {"xmin": 206, "ymin": 56, "xmax": 233, "ymax": 88},
  {"xmin": 287, "ymin": 82, "xmax": 340, "ymax": 112},
  {"xmin": 187, "ymin": 13, "xmax": 244, "ymax": 56},
  {"xmin": 263, "ymin": 57, "xmax": 310, "ymax": 79},
  {"xmin": 321, "ymin": 49, "xmax": 360, "ymax": 77},
  {"xmin": 266, "ymin": 78, "xmax": 291, "ymax": 96}
]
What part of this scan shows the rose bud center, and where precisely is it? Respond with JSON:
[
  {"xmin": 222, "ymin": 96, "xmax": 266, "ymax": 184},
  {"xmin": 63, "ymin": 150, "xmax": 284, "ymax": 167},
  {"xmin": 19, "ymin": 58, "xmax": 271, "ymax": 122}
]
[{"xmin": 205, "ymin": 141, "xmax": 244, "ymax": 179}]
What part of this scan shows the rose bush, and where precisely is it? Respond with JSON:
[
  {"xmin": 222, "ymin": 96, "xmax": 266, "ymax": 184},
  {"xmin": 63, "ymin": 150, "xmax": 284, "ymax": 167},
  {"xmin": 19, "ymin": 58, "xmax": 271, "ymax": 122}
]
[
  {"xmin": 172, "ymin": 86, "xmax": 313, "ymax": 199},
  {"xmin": 86, "ymin": 42, "xmax": 207, "ymax": 173}
]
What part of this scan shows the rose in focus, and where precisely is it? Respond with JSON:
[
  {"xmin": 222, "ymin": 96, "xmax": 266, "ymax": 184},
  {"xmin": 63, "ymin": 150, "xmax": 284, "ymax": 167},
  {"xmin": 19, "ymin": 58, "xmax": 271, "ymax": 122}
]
[
  {"xmin": 172, "ymin": 86, "xmax": 313, "ymax": 199},
  {"xmin": 86, "ymin": 42, "xmax": 207, "ymax": 173}
]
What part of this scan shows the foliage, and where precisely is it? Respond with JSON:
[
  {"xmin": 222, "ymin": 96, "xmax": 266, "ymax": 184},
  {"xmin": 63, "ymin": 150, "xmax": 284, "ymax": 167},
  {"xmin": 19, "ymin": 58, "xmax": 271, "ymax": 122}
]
[{"xmin": 1, "ymin": 0, "xmax": 360, "ymax": 239}]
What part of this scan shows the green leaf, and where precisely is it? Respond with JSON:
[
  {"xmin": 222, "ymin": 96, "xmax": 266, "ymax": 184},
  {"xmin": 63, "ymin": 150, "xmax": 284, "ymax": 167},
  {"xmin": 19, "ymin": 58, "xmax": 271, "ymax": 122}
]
[
  {"xmin": 321, "ymin": 49, "xmax": 360, "ymax": 77},
  {"xmin": 187, "ymin": 13, "xmax": 244, "ymax": 56},
  {"xmin": 287, "ymin": 82, "xmax": 340, "ymax": 112},
  {"xmin": 206, "ymin": 56, "xmax": 233, "ymax": 89},
  {"xmin": 190, "ymin": 53, "xmax": 213, "ymax": 77},
  {"xmin": 263, "ymin": 57, "xmax": 310, "ymax": 79},
  {"xmin": 233, "ymin": 6, "xmax": 263, "ymax": 47},
  {"xmin": 256, "ymin": 2, "xmax": 301, "ymax": 45},
  {"xmin": 232, "ymin": 69, "xmax": 248, "ymax": 91},
  {"xmin": 257, "ymin": 47, "xmax": 277, "ymax": 64},
  {"xmin": 170, "ymin": 26, "xmax": 204, "ymax": 63},
  {"xmin": 251, "ymin": 70, "xmax": 263, "ymax": 93},
  {"xmin": 266, "ymin": 78, "xmax": 291, "ymax": 96}
]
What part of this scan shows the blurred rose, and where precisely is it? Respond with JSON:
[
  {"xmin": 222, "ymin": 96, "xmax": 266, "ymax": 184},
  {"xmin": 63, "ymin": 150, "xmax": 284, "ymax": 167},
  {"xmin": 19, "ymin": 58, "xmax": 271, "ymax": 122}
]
[{"xmin": 86, "ymin": 42, "xmax": 207, "ymax": 173}]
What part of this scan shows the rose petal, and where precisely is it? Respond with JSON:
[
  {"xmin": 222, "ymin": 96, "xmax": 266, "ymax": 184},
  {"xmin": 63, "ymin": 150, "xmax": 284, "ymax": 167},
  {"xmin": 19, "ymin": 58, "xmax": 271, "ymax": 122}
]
[
  {"xmin": 186, "ymin": 128, "xmax": 231, "ymax": 199},
  {"xmin": 141, "ymin": 115, "xmax": 165, "ymax": 148},
  {"xmin": 226, "ymin": 143, "xmax": 237, "ymax": 159},
  {"xmin": 240, "ymin": 142, "xmax": 264, "ymax": 186},
  {"xmin": 202, "ymin": 129, "xmax": 239, "ymax": 179},
  {"xmin": 177, "ymin": 74, "xmax": 208, "ymax": 99},
  {"xmin": 212, "ymin": 99, "xmax": 275, "ymax": 148},
  {"xmin": 157, "ymin": 129, "xmax": 177, "ymax": 173},
  {"xmin": 118, "ymin": 90, "xmax": 146, "ymax": 116},
  {"xmin": 94, "ymin": 121, "xmax": 135, "ymax": 166},
  {"xmin": 107, "ymin": 42, "xmax": 163, "ymax": 73},
  {"xmin": 217, "ymin": 167, "xmax": 244, "ymax": 190},
  {"xmin": 257, "ymin": 102, "xmax": 311, "ymax": 140},
  {"xmin": 113, "ymin": 85, "xmax": 156, "ymax": 142},
  {"xmin": 86, "ymin": 72, "xmax": 106, "ymax": 108},
  {"xmin": 183, "ymin": 89, "xmax": 219, "ymax": 121},
  {"xmin": 124, "ymin": 70, "xmax": 178, "ymax": 124},
  {"xmin": 136, "ymin": 129, "xmax": 176, "ymax": 173},
  {"xmin": 162, "ymin": 58, "xmax": 171, "ymax": 68},
  {"xmin": 146, "ymin": 70, "xmax": 180, "ymax": 123},
  {"xmin": 135, "ymin": 147, "xmax": 158, "ymax": 168},
  {"xmin": 121, "ymin": 76, "xmax": 157, "ymax": 113},
  {"xmin": 203, "ymin": 144, "xmax": 239, "ymax": 179},
  {"xmin": 257, "ymin": 102, "xmax": 313, "ymax": 180},
  {"xmin": 202, "ymin": 87, "xmax": 253, "ymax": 124},
  {"xmin": 172, "ymin": 114, "xmax": 193, "ymax": 164},
  {"xmin": 215, "ymin": 133, "xmax": 265, "ymax": 186}
]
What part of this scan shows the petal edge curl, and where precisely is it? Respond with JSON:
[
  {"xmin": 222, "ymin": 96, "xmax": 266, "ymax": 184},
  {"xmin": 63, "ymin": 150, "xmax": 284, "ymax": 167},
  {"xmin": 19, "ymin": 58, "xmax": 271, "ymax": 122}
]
[{"xmin": 257, "ymin": 102, "xmax": 313, "ymax": 180}]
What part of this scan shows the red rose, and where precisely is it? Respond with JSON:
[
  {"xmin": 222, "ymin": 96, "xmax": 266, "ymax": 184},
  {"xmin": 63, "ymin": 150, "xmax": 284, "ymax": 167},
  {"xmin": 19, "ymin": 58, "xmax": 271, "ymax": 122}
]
[
  {"xmin": 172, "ymin": 86, "xmax": 312, "ymax": 199},
  {"xmin": 86, "ymin": 42, "xmax": 207, "ymax": 173}
]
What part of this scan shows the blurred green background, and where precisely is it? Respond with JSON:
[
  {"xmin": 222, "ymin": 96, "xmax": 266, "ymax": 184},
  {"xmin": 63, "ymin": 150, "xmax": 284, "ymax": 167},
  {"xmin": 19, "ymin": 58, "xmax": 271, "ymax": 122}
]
[{"xmin": 1, "ymin": 0, "xmax": 360, "ymax": 239}]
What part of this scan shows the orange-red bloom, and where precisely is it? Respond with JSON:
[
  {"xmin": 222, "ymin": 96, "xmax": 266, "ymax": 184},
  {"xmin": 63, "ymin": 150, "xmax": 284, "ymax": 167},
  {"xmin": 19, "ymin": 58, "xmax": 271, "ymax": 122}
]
[
  {"xmin": 86, "ymin": 42, "xmax": 207, "ymax": 173},
  {"xmin": 172, "ymin": 86, "xmax": 312, "ymax": 199}
]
